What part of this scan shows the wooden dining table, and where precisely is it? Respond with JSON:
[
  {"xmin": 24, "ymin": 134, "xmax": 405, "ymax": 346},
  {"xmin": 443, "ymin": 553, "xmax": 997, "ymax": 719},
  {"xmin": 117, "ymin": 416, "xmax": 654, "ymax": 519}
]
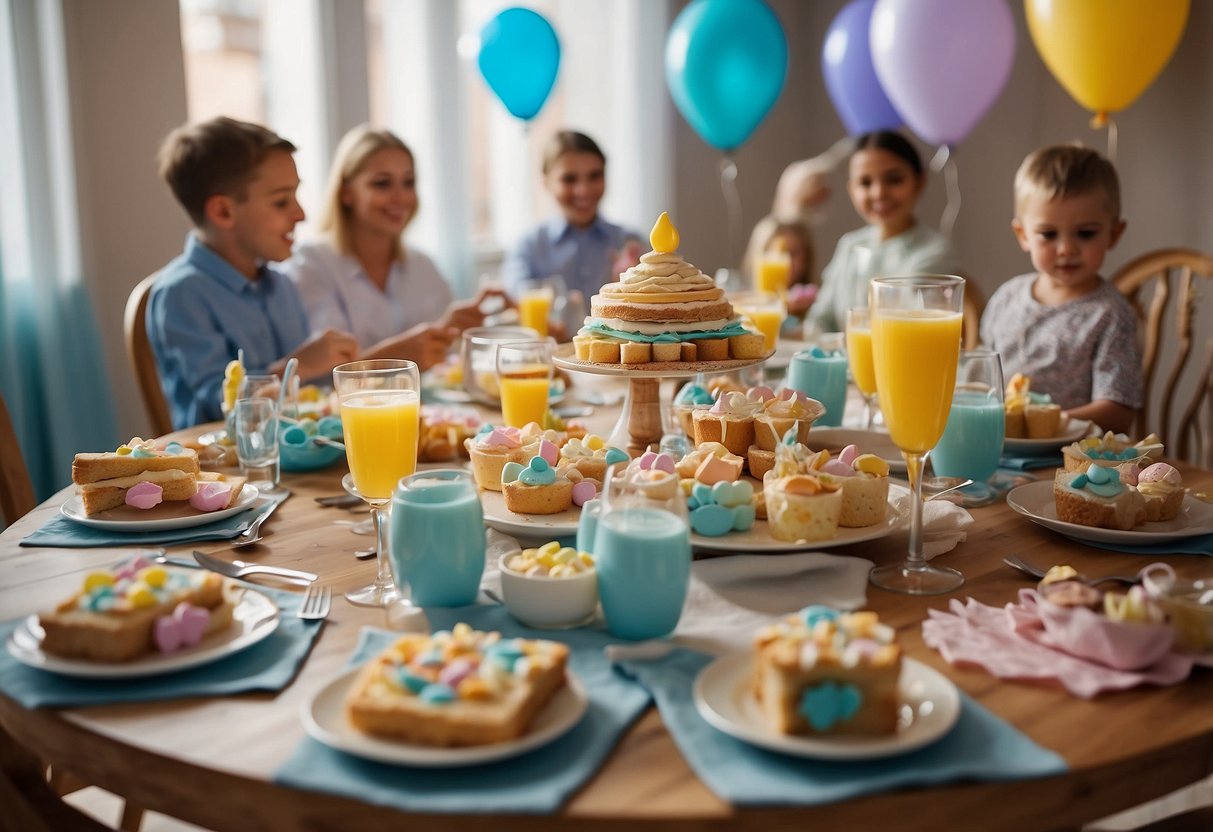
[{"xmin": 2, "ymin": 380, "xmax": 1212, "ymax": 831}]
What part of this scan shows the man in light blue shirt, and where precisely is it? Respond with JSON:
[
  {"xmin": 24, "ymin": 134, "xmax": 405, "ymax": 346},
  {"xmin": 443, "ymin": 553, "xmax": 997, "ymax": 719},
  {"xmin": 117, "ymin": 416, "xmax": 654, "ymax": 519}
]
[{"xmin": 500, "ymin": 214, "xmax": 639, "ymax": 301}]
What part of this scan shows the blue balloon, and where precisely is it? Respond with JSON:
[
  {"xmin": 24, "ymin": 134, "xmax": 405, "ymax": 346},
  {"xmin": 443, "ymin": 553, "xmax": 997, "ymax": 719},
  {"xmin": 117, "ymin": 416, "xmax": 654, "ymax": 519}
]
[
  {"xmin": 665, "ymin": 0, "xmax": 788, "ymax": 152},
  {"xmin": 822, "ymin": 0, "xmax": 902, "ymax": 135},
  {"xmin": 478, "ymin": 8, "xmax": 560, "ymax": 121}
]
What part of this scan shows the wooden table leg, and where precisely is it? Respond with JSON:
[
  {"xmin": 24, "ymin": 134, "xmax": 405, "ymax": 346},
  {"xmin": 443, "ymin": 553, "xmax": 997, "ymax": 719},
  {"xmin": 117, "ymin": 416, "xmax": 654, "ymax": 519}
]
[{"xmin": 626, "ymin": 378, "xmax": 663, "ymax": 457}]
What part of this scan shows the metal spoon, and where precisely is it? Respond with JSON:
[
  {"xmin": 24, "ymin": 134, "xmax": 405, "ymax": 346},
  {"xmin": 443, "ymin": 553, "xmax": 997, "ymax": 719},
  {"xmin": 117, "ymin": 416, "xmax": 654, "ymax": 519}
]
[{"xmin": 1003, "ymin": 555, "xmax": 1139, "ymax": 586}]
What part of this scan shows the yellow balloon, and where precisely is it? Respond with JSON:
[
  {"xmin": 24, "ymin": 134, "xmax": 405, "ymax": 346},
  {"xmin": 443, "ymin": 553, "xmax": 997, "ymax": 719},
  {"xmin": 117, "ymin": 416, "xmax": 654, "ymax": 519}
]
[{"xmin": 1025, "ymin": 0, "xmax": 1189, "ymax": 117}]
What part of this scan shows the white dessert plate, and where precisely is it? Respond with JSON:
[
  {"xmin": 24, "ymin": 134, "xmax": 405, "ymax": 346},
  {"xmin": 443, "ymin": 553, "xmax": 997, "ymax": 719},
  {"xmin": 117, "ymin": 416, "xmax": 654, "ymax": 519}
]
[
  {"xmin": 1006, "ymin": 480, "xmax": 1213, "ymax": 544},
  {"xmin": 801, "ymin": 427, "xmax": 906, "ymax": 474},
  {"xmin": 480, "ymin": 484, "xmax": 909, "ymax": 553},
  {"xmin": 60, "ymin": 484, "xmax": 260, "ymax": 532},
  {"xmin": 694, "ymin": 652, "xmax": 960, "ymax": 761},
  {"xmin": 302, "ymin": 668, "xmax": 589, "ymax": 767},
  {"xmin": 1003, "ymin": 418, "xmax": 1094, "ymax": 456},
  {"xmin": 6, "ymin": 588, "xmax": 279, "ymax": 679}
]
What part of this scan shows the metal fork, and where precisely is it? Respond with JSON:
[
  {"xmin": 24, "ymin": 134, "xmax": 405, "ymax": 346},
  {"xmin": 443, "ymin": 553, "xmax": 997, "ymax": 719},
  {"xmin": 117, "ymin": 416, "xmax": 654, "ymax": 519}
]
[
  {"xmin": 297, "ymin": 584, "xmax": 332, "ymax": 620},
  {"xmin": 1003, "ymin": 555, "xmax": 1140, "ymax": 586},
  {"xmin": 231, "ymin": 495, "xmax": 288, "ymax": 548}
]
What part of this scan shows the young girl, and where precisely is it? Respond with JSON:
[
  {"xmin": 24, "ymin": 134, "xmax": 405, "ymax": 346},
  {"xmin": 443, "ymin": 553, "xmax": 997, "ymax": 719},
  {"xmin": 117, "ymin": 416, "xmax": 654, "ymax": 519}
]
[
  {"xmin": 808, "ymin": 131, "xmax": 959, "ymax": 332},
  {"xmin": 500, "ymin": 130, "xmax": 642, "ymax": 302},
  {"xmin": 981, "ymin": 145, "xmax": 1141, "ymax": 434},
  {"xmin": 285, "ymin": 125, "xmax": 500, "ymax": 370},
  {"xmin": 745, "ymin": 215, "xmax": 817, "ymax": 317}
]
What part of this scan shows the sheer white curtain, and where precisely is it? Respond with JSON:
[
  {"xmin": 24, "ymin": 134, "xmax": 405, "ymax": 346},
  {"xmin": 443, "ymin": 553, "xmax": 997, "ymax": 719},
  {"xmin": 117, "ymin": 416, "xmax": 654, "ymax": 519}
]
[{"xmin": 0, "ymin": 0, "xmax": 117, "ymax": 505}]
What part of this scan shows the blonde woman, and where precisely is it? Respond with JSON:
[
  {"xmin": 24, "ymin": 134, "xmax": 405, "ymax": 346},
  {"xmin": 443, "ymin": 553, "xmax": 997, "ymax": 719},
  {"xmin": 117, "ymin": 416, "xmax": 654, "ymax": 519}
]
[{"xmin": 286, "ymin": 125, "xmax": 501, "ymax": 368}]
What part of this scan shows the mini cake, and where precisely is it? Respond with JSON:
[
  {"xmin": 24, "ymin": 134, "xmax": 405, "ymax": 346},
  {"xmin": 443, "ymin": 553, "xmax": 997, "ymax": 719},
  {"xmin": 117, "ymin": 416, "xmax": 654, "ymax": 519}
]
[
  {"xmin": 813, "ymin": 445, "xmax": 890, "ymax": 528},
  {"xmin": 577, "ymin": 214, "xmax": 762, "ymax": 364},
  {"xmin": 72, "ymin": 439, "xmax": 201, "ymax": 516},
  {"xmin": 752, "ymin": 387, "xmax": 825, "ymax": 451},
  {"xmin": 419, "ymin": 405, "xmax": 482, "ymax": 463},
  {"xmin": 626, "ymin": 451, "xmax": 681, "ymax": 501},
  {"xmin": 558, "ymin": 435, "xmax": 629, "ymax": 482},
  {"xmin": 676, "ymin": 442, "xmax": 745, "ymax": 484},
  {"xmin": 693, "ymin": 391, "xmax": 764, "ymax": 458},
  {"xmin": 672, "ymin": 382, "xmax": 716, "ymax": 438},
  {"xmin": 763, "ymin": 473, "xmax": 843, "ymax": 542},
  {"xmin": 1062, "ymin": 431, "xmax": 1164, "ymax": 473},
  {"xmin": 1004, "ymin": 373, "xmax": 1062, "ymax": 439},
  {"xmin": 753, "ymin": 606, "xmax": 901, "ymax": 736},
  {"xmin": 502, "ymin": 457, "xmax": 574, "ymax": 515},
  {"xmin": 1133, "ymin": 462, "xmax": 1184, "ymax": 522},
  {"xmin": 1054, "ymin": 464, "xmax": 1146, "ymax": 531},
  {"xmin": 465, "ymin": 425, "xmax": 545, "ymax": 491},
  {"xmin": 345, "ymin": 623, "xmax": 569, "ymax": 746},
  {"xmin": 38, "ymin": 554, "xmax": 236, "ymax": 662}
]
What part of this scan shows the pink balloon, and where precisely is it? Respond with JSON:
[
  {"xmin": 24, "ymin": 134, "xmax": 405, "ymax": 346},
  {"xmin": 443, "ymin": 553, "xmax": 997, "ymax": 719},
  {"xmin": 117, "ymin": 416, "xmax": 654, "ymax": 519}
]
[{"xmin": 870, "ymin": 0, "xmax": 1015, "ymax": 146}]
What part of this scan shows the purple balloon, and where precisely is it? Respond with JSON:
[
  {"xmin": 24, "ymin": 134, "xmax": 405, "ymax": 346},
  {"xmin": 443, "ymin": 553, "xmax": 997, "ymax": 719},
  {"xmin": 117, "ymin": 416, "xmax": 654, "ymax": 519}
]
[
  {"xmin": 822, "ymin": 0, "xmax": 901, "ymax": 136},
  {"xmin": 870, "ymin": 0, "xmax": 1015, "ymax": 146}
]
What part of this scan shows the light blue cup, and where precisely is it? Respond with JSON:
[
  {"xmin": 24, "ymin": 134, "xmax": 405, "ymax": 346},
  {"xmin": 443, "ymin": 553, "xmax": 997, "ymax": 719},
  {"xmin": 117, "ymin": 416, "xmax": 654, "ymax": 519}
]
[
  {"xmin": 595, "ymin": 502, "xmax": 691, "ymax": 641},
  {"xmin": 932, "ymin": 351, "xmax": 1006, "ymax": 482},
  {"xmin": 389, "ymin": 469, "xmax": 485, "ymax": 607},
  {"xmin": 787, "ymin": 345, "xmax": 848, "ymax": 427},
  {"xmin": 576, "ymin": 498, "xmax": 601, "ymax": 555}
]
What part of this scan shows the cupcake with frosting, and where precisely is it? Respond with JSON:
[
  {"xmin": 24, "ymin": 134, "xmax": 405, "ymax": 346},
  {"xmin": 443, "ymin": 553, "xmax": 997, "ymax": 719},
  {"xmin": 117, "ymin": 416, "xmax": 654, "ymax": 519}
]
[
  {"xmin": 501, "ymin": 454, "xmax": 574, "ymax": 515},
  {"xmin": 1129, "ymin": 462, "xmax": 1184, "ymax": 522},
  {"xmin": 1053, "ymin": 463, "xmax": 1146, "ymax": 530},
  {"xmin": 752, "ymin": 387, "xmax": 825, "ymax": 451},
  {"xmin": 813, "ymin": 444, "xmax": 890, "ymax": 528},
  {"xmin": 762, "ymin": 438, "xmax": 842, "ymax": 541},
  {"xmin": 672, "ymin": 382, "xmax": 716, "ymax": 439},
  {"xmin": 692, "ymin": 390, "xmax": 764, "ymax": 457},
  {"xmin": 558, "ymin": 434, "xmax": 629, "ymax": 482},
  {"xmin": 1062, "ymin": 431, "xmax": 1164, "ymax": 473},
  {"xmin": 465, "ymin": 425, "xmax": 545, "ymax": 491}
]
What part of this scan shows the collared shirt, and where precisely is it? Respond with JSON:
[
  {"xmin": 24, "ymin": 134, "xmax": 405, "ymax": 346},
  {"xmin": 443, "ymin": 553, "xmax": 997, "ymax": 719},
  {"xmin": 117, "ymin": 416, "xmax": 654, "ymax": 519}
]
[
  {"xmin": 500, "ymin": 215, "xmax": 640, "ymax": 300},
  {"xmin": 284, "ymin": 240, "xmax": 453, "ymax": 350},
  {"xmin": 809, "ymin": 222, "xmax": 961, "ymax": 332},
  {"xmin": 980, "ymin": 273, "xmax": 1143, "ymax": 410},
  {"xmin": 147, "ymin": 233, "xmax": 311, "ymax": 429}
]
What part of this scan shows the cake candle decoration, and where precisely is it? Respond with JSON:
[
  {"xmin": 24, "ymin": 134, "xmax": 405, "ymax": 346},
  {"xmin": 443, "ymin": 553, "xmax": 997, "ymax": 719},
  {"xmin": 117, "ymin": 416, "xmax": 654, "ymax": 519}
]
[{"xmin": 650, "ymin": 212, "xmax": 679, "ymax": 253}]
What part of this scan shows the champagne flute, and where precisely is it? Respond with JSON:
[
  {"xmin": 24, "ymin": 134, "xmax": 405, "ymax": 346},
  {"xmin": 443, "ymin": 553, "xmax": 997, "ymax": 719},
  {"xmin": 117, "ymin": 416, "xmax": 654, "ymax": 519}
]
[
  {"xmin": 334, "ymin": 359, "xmax": 420, "ymax": 607},
  {"xmin": 845, "ymin": 307, "xmax": 880, "ymax": 430},
  {"xmin": 868, "ymin": 275, "xmax": 965, "ymax": 595}
]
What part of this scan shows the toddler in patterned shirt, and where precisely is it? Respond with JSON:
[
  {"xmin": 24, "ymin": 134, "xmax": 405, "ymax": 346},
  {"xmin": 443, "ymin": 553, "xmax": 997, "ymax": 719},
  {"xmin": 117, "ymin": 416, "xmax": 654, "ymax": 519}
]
[{"xmin": 980, "ymin": 144, "xmax": 1142, "ymax": 435}]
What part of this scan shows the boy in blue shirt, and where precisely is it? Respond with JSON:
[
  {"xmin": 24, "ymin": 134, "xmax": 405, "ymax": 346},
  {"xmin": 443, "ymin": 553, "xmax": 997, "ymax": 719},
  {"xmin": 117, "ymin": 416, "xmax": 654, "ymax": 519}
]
[{"xmin": 149, "ymin": 117, "xmax": 358, "ymax": 429}]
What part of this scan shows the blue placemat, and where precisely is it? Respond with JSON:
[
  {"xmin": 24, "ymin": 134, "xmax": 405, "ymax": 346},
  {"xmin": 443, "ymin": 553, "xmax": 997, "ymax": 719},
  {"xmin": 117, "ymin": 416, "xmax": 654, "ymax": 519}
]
[
  {"xmin": 20, "ymin": 491, "xmax": 288, "ymax": 548},
  {"xmin": 0, "ymin": 582, "xmax": 320, "ymax": 708},
  {"xmin": 1000, "ymin": 455, "xmax": 1062, "ymax": 471},
  {"xmin": 614, "ymin": 648, "xmax": 1067, "ymax": 806},
  {"xmin": 272, "ymin": 604, "xmax": 651, "ymax": 814},
  {"xmin": 1064, "ymin": 533, "xmax": 1213, "ymax": 557}
]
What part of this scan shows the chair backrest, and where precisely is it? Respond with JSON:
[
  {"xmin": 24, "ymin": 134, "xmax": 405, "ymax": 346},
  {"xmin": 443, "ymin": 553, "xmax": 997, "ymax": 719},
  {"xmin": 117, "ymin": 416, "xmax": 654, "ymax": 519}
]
[
  {"xmin": 1112, "ymin": 248, "xmax": 1213, "ymax": 466},
  {"xmin": 0, "ymin": 392, "xmax": 36, "ymax": 525},
  {"xmin": 124, "ymin": 273, "xmax": 174, "ymax": 437},
  {"xmin": 961, "ymin": 277, "xmax": 985, "ymax": 351}
]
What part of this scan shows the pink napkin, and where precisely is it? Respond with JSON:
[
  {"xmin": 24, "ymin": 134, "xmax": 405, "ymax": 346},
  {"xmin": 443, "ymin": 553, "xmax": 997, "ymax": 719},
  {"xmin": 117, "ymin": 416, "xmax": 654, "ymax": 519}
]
[{"xmin": 922, "ymin": 595, "xmax": 1210, "ymax": 699}]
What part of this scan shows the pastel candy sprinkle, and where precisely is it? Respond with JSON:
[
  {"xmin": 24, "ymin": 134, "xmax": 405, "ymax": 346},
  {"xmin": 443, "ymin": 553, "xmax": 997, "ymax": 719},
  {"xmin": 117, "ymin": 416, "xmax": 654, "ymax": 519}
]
[
  {"xmin": 1139, "ymin": 462, "xmax": 1181, "ymax": 485},
  {"xmin": 190, "ymin": 482, "xmax": 233, "ymax": 512},
  {"xmin": 747, "ymin": 385, "xmax": 776, "ymax": 402},
  {"xmin": 538, "ymin": 439, "xmax": 559, "ymax": 466},
  {"xmin": 585, "ymin": 434, "xmax": 605, "ymax": 451},
  {"xmin": 125, "ymin": 481, "xmax": 164, "ymax": 510},
  {"xmin": 854, "ymin": 454, "xmax": 889, "ymax": 476},
  {"xmin": 165, "ymin": 442, "xmax": 184, "ymax": 454},
  {"xmin": 131, "ymin": 446, "xmax": 156, "ymax": 459},
  {"xmin": 778, "ymin": 387, "xmax": 809, "ymax": 404},
  {"xmin": 500, "ymin": 461, "xmax": 525, "ymax": 484},
  {"xmin": 139, "ymin": 566, "xmax": 168, "ymax": 588},
  {"xmin": 126, "ymin": 582, "xmax": 156, "ymax": 608},
  {"xmin": 801, "ymin": 681, "xmax": 863, "ymax": 731},
  {"xmin": 820, "ymin": 459, "xmax": 855, "ymax": 478},
  {"xmin": 116, "ymin": 444, "xmax": 132, "ymax": 455},
  {"xmin": 153, "ymin": 603, "xmax": 210, "ymax": 653},
  {"xmin": 395, "ymin": 667, "xmax": 430, "ymax": 694},
  {"xmin": 691, "ymin": 481, "xmax": 714, "ymax": 506},
  {"xmin": 83, "ymin": 572, "xmax": 114, "ymax": 593},
  {"xmin": 690, "ymin": 503, "xmax": 734, "ymax": 537},
  {"xmin": 419, "ymin": 683, "xmax": 457, "ymax": 704},
  {"xmin": 484, "ymin": 428, "xmax": 521, "ymax": 448},
  {"xmin": 711, "ymin": 479, "xmax": 753, "ymax": 508},
  {"xmin": 809, "ymin": 346, "xmax": 828, "ymax": 358},
  {"xmin": 651, "ymin": 453, "xmax": 676, "ymax": 473},
  {"xmin": 519, "ymin": 457, "xmax": 556, "ymax": 486},
  {"xmin": 438, "ymin": 657, "xmax": 477, "ymax": 689},
  {"xmin": 731, "ymin": 502, "xmax": 756, "ymax": 532},
  {"xmin": 800, "ymin": 605, "xmax": 839, "ymax": 628},
  {"xmin": 571, "ymin": 480, "xmax": 596, "ymax": 506},
  {"xmin": 837, "ymin": 444, "xmax": 859, "ymax": 467},
  {"xmin": 675, "ymin": 384, "xmax": 714, "ymax": 406},
  {"xmin": 638, "ymin": 450, "xmax": 659, "ymax": 469},
  {"xmin": 604, "ymin": 447, "xmax": 630, "ymax": 465}
]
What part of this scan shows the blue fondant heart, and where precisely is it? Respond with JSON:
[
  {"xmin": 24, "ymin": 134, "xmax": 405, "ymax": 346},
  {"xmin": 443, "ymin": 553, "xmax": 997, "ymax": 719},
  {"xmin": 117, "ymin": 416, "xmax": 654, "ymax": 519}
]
[
  {"xmin": 690, "ymin": 503, "xmax": 734, "ymax": 537},
  {"xmin": 799, "ymin": 681, "xmax": 863, "ymax": 732},
  {"xmin": 691, "ymin": 481, "xmax": 715, "ymax": 506}
]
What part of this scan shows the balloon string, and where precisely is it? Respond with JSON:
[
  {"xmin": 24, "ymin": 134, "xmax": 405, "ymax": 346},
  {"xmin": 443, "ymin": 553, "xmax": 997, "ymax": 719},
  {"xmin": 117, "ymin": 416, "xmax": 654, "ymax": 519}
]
[
  {"xmin": 719, "ymin": 156, "xmax": 742, "ymax": 267},
  {"xmin": 1106, "ymin": 117, "xmax": 1118, "ymax": 164},
  {"xmin": 940, "ymin": 155, "xmax": 961, "ymax": 240}
]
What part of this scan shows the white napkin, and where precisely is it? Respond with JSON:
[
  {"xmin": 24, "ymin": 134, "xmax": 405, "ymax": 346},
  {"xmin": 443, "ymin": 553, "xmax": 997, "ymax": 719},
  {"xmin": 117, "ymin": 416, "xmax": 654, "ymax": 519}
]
[{"xmin": 890, "ymin": 493, "xmax": 974, "ymax": 560}]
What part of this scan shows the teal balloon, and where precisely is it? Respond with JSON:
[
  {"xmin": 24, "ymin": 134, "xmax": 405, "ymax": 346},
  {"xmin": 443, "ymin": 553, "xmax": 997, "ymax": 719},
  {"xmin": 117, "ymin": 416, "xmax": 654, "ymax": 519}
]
[
  {"xmin": 478, "ymin": 8, "xmax": 560, "ymax": 121},
  {"xmin": 665, "ymin": 0, "xmax": 788, "ymax": 152}
]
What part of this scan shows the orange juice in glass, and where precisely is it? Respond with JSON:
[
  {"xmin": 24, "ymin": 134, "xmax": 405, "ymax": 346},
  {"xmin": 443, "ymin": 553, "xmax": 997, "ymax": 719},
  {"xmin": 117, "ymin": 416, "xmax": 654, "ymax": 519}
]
[
  {"xmin": 333, "ymin": 359, "xmax": 420, "ymax": 607},
  {"xmin": 518, "ymin": 287, "xmax": 554, "ymax": 337},
  {"xmin": 755, "ymin": 251, "xmax": 791, "ymax": 297},
  {"xmin": 732, "ymin": 291, "xmax": 785, "ymax": 352},
  {"xmin": 496, "ymin": 340, "xmax": 554, "ymax": 427},
  {"xmin": 868, "ymin": 275, "xmax": 965, "ymax": 596},
  {"xmin": 845, "ymin": 307, "xmax": 878, "ymax": 430}
]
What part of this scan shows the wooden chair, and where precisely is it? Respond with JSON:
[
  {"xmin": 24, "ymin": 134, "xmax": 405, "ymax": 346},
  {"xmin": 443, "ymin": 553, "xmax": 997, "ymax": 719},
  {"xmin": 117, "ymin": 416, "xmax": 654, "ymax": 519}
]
[
  {"xmin": 0, "ymin": 392, "xmax": 36, "ymax": 526},
  {"xmin": 1112, "ymin": 248, "xmax": 1213, "ymax": 466},
  {"xmin": 123, "ymin": 273, "xmax": 173, "ymax": 437}
]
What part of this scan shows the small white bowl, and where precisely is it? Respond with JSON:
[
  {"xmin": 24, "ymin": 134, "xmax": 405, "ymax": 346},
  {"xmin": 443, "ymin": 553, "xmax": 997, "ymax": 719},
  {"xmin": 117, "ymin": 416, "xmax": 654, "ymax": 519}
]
[{"xmin": 498, "ymin": 551, "xmax": 598, "ymax": 629}]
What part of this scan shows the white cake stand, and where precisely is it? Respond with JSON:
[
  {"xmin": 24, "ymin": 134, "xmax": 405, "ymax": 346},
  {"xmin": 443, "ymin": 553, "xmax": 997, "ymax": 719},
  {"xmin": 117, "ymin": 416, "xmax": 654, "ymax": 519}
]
[{"xmin": 553, "ymin": 344, "xmax": 769, "ymax": 456}]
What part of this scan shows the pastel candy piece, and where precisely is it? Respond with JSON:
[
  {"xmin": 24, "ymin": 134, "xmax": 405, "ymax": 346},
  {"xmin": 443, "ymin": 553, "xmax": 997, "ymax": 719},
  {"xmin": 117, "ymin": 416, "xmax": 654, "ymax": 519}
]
[
  {"xmin": 712, "ymin": 479, "xmax": 753, "ymax": 508},
  {"xmin": 130, "ymin": 446, "xmax": 156, "ymax": 459},
  {"xmin": 837, "ymin": 444, "xmax": 859, "ymax": 467},
  {"xmin": 690, "ymin": 503, "xmax": 734, "ymax": 537},
  {"xmin": 125, "ymin": 481, "xmax": 164, "ymax": 510},
  {"xmin": 420, "ymin": 683, "xmax": 457, "ymax": 704},
  {"xmin": 604, "ymin": 447, "xmax": 630, "ymax": 466},
  {"xmin": 747, "ymin": 385, "xmax": 776, "ymax": 402},
  {"xmin": 1139, "ymin": 462, "xmax": 1181, "ymax": 485},
  {"xmin": 691, "ymin": 481, "xmax": 715, "ymax": 506},
  {"xmin": 651, "ymin": 453, "xmax": 676, "ymax": 474},
  {"xmin": 190, "ymin": 482, "xmax": 233, "ymax": 512},
  {"xmin": 585, "ymin": 434, "xmax": 605, "ymax": 451},
  {"xmin": 820, "ymin": 459, "xmax": 856, "ymax": 477},
  {"xmin": 164, "ymin": 442, "xmax": 184, "ymax": 454},
  {"xmin": 126, "ymin": 582, "xmax": 156, "ymax": 608},
  {"xmin": 731, "ymin": 502, "xmax": 756, "ymax": 532},
  {"xmin": 476, "ymin": 423, "xmax": 495, "ymax": 436},
  {"xmin": 675, "ymin": 384, "xmax": 714, "ymax": 405},
  {"xmin": 538, "ymin": 439, "xmax": 559, "ymax": 466},
  {"xmin": 500, "ymin": 461, "xmax": 525, "ymax": 484},
  {"xmin": 571, "ymin": 480, "xmax": 597, "ymax": 506},
  {"xmin": 778, "ymin": 387, "xmax": 810, "ymax": 404},
  {"xmin": 695, "ymin": 453, "xmax": 742, "ymax": 485},
  {"xmin": 1086, "ymin": 464, "xmax": 1115, "ymax": 484},
  {"xmin": 853, "ymin": 454, "xmax": 889, "ymax": 476},
  {"xmin": 438, "ymin": 657, "xmax": 477, "ymax": 689},
  {"xmin": 116, "ymin": 444, "xmax": 132, "ymax": 455},
  {"xmin": 800, "ymin": 681, "xmax": 863, "ymax": 732},
  {"xmin": 519, "ymin": 461, "xmax": 556, "ymax": 486},
  {"xmin": 281, "ymin": 425, "xmax": 309, "ymax": 446},
  {"xmin": 638, "ymin": 450, "xmax": 659, "ymax": 470},
  {"xmin": 1118, "ymin": 464, "xmax": 1142, "ymax": 485},
  {"xmin": 686, "ymin": 496, "xmax": 701, "ymax": 511},
  {"xmin": 153, "ymin": 614, "xmax": 184, "ymax": 653},
  {"xmin": 139, "ymin": 566, "xmax": 168, "ymax": 588},
  {"xmin": 83, "ymin": 572, "xmax": 114, "ymax": 592},
  {"xmin": 801, "ymin": 605, "xmax": 838, "ymax": 628},
  {"xmin": 396, "ymin": 667, "xmax": 430, "ymax": 694},
  {"xmin": 783, "ymin": 475, "xmax": 823, "ymax": 495},
  {"xmin": 484, "ymin": 428, "xmax": 521, "ymax": 448},
  {"xmin": 809, "ymin": 346, "xmax": 828, "ymax": 358},
  {"xmin": 176, "ymin": 603, "xmax": 210, "ymax": 645}
]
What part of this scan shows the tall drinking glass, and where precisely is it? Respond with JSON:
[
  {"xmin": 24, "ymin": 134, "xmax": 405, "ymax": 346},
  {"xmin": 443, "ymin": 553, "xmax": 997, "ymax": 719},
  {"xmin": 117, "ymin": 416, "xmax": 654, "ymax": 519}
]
[
  {"xmin": 496, "ymin": 340, "xmax": 554, "ymax": 428},
  {"xmin": 869, "ymin": 275, "xmax": 965, "ymax": 594},
  {"xmin": 517, "ymin": 275, "xmax": 566, "ymax": 338},
  {"xmin": 931, "ymin": 350, "xmax": 1009, "ymax": 508},
  {"xmin": 334, "ymin": 359, "xmax": 420, "ymax": 607},
  {"xmin": 845, "ymin": 307, "xmax": 879, "ymax": 430}
]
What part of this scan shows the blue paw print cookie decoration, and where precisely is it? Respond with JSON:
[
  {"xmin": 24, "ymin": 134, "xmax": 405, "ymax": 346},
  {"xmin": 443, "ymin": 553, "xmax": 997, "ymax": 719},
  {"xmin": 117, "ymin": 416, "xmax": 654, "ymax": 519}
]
[{"xmin": 687, "ymin": 479, "xmax": 756, "ymax": 536}]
